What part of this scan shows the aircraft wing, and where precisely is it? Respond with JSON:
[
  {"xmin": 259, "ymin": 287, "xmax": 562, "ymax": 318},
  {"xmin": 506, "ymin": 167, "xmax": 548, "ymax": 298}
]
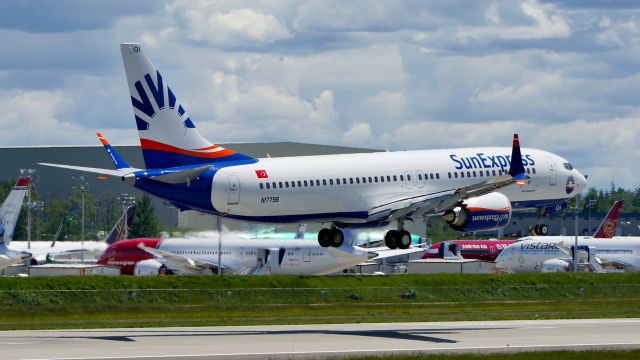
[
  {"xmin": 367, "ymin": 134, "xmax": 526, "ymax": 223},
  {"xmin": 368, "ymin": 247, "xmax": 426, "ymax": 260},
  {"xmin": 137, "ymin": 243, "xmax": 223, "ymax": 272},
  {"xmin": 595, "ymin": 254, "xmax": 638, "ymax": 270}
]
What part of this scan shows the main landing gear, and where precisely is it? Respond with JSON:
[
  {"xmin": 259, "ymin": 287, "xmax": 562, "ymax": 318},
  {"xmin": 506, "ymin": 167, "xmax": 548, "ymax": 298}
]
[
  {"xmin": 318, "ymin": 226, "xmax": 345, "ymax": 248},
  {"xmin": 384, "ymin": 221, "xmax": 411, "ymax": 250}
]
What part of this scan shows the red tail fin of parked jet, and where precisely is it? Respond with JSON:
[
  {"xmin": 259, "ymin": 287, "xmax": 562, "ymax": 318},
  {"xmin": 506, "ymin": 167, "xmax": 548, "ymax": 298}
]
[{"xmin": 593, "ymin": 200, "xmax": 623, "ymax": 238}]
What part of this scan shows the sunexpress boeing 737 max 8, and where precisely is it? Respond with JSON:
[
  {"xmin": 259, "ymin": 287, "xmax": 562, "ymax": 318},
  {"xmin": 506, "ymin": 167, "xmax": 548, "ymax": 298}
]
[{"xmin": 40, "ymin": 43, "xmax": 587, "ymax": 249}]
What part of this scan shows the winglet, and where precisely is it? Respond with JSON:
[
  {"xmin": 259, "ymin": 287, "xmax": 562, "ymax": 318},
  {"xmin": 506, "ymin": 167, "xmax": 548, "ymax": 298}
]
[
  {"xmin": 97, "ymin": 132, "xmax": 132, "ymax": 170},
  {"xmin": 593, "ymin": 200, "xmax": 623, "ymax": 238},
  {"xmin": 508, "ymin": 134, "xmax": 526, "ymax": 186}
]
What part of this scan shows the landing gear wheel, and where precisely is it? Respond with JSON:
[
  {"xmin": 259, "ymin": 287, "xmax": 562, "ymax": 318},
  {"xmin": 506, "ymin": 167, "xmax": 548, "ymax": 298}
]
[
  {"xmin": 538, "ymin": 224, "xmax": 549, "ymax": 236},
  {"xmin": 385, "ymin": 230, "xmax": 399, "ymax": 249},
  {"xmin": 318, "ymin": 228, "xmax": 332, "ymax": 247},
  {"xmin": 329, "ymin": 228, "xmax": 344, "ymax": 247},
  {"xmin": 398, "ymin": 230, "xmax": 411, "ymax": 249}
]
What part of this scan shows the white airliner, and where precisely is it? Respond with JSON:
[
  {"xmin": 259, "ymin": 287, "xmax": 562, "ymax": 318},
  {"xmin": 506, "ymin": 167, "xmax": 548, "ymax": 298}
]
[
  {"xmin": 495, "ymin": 236, "xmax": 640, "ymax": 273},
  {"xmin": 40, "ymin": 43, "xmax": 587, "ymax": 249},
  {"xmin": 96, "ymin": 229, "xmax": 418, "ymax": 276},
  {"xmin": 8, "ymin": 206, "xmax": 135, "ymax": 265}
]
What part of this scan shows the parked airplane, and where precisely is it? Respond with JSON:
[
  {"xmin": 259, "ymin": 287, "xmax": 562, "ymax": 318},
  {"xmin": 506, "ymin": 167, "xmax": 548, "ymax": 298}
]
[
  {"xmin": 495, "ymin": 237, "xmax": 640, "ymax": 273},
  {"xmin": 495, "ymin": 201, "xmax": 638, "ymax": 272},
  {"xmin": 422, "ymin": 200, "xmax": 625, "ymax": 262},
  {"xmin": 40, "ymin": 43, "xmax": 587, "ymax": 250},
  {"xmin": 96, "ymin": 229, "xmax": 402, "ymax": 275},
  {"xmin": 0, "ymin": 177, "xmax": 32, "ymax": 269},
  {"xmin": 9, "ymin": 206, "xmax": 135, "ymax": 264}
]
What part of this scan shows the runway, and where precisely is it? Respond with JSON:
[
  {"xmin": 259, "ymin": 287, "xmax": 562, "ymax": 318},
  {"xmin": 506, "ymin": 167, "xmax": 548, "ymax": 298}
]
[{"xmin": 2, "ymin": 318, "xmax": 640, "ymax": 360}]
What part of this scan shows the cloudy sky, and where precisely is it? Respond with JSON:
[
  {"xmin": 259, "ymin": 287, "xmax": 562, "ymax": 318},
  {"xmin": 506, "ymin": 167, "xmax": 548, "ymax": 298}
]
[{"xmin": 1, "ymin": 0, "xmax": 639, "ymax": 189}]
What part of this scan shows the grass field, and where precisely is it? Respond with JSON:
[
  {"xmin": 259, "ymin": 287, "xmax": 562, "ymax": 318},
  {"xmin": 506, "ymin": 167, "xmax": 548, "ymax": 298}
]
[{"xmin": 1, "ymin": 273, "xmax": 639, "ymax": 330}]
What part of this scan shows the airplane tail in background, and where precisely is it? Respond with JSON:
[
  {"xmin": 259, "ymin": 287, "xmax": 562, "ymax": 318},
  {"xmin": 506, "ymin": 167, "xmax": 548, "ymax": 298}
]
[
  {"xmin": 104, "ymin": 206, "xmax": 136, "ymax": 245},
  {"xmin": 593, "ymin": 200, "xmax": 623, "ymax": 238},
  {"xmin": 120, "ymin": 43, "xmax": 255, "ymax": 169},
  {"xmin": 508, "ymin": 134, "xmax": 527, "ymax": 187},
  {"xmin": 0, "ymin": 177, "xmax": 30, "ymax": 246}
]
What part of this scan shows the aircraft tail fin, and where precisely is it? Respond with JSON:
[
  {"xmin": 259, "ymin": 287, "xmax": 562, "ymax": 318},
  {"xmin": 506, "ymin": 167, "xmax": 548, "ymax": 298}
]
[
  {"xmin": 104, "ymin": 206, "xmax": 136, "ymax": 245},
  {"xmin": 120, "ymin": 43, "xmax": 255, "ymax": 169},
  {"xmin": 508, "ymin": 134, "xmax": 526, "ymax": 187},
  {"xmin": 593, "ymin": 200, "xmax": 623, "ymax": 238},
  {"xmin": 0, "ymin": 177, "xmax": 30, "ymax": 246}
]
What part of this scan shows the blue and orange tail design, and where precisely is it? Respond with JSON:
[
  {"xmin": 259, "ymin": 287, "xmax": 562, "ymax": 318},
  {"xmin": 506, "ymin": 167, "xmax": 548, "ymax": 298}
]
[
  {"xmin": 120, "ymin": 43, "xmax": 256, "ymax": 169},
  {"xmin": 508, "ymin": 134, "xmax": 527, "ymax": 187}
]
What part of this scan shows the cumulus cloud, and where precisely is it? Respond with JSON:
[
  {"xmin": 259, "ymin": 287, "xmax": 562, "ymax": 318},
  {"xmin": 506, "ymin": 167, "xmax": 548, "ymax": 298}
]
[
  {"xmin": 457, "ymin": 0, "xmax": 571, "ymax": 42},
  {"xmin": 0, "ymin": 0, "xmax": 639, "ymax": 190},
  {"xmin": 170, "ymin": 2, "xmax": 292, "ymax": 47}
]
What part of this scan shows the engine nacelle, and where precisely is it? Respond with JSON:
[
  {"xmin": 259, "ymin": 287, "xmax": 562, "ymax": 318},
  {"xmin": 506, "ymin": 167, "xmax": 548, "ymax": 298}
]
[
  {"xmin": 442, "ymin": 192, "xmax": 512, "ymax": 232},
  {"xmin": 133, "ymin": 259, "xmax": 174, "ymax": 276},
  {"xmin": 541, "ymin": 259, "xmax": 571, "ymax": 272}
]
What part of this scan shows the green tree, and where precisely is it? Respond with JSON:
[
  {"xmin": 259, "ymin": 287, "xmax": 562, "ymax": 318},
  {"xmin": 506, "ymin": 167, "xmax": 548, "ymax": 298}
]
[{"xmin": 130, "ymin": 194, "xmax": 160, "ymax": 238}]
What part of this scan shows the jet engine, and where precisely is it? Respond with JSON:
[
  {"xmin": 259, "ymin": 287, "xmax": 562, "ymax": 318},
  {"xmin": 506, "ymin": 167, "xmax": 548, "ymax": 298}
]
[
  {"xmin": 442, "ymin": 192, "xmax": 512, "ymax": 232},
  {"xmin": 133, "ymin": 259, "xmax": 174, "ymax": 276}
]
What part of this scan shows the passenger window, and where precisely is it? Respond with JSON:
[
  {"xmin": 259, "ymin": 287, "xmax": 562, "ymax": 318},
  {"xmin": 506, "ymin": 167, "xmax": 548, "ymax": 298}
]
[
  {"xmin": 279, "ymin": 182, "xmax": 283, "ymax": 188},
  {"xmin": 316, "ymin": 180, "xmax": 320, "ymax": 186},
  {"xmin": 350, "ymin": 178, "xmax": 354, "ymax": 184},
  {"xmin": 368, "ymin": 176, "xmax": 372, "ymax": 183},
  {"xmin": 322, "ymin": 179, "xmax": 327, "ymax": 186},
  {"xmin": 486, "ymin": 170, "xmax": 490, "ymax": 177},
  {"xmin": 526, "ymin": 168, "xmax": 530, "ymax": 174},
  {"xmin": 304, "ymin": 180, "xmax": 308, "ymax": 186},
  {"xmin": 532, "ymin": 168, "xmax": 536, "ymax": 174},
  {"xmin": 266, "ymin": 183, "xmax": 270, "ymax": 189},
  {"xmin": 329, "ymin": 179, "xmax": 333, "ymax": 185},
  {"xmin": 260, "ymin": 183, "xmax": 264, "ymax": 189},
  {"xmin": 418, "ymin": 174, "xmax": 422, "ymax": 180},
  {"xmin": 374, "ymin": 176, "xmax": 379, "ymax": 182},
  {"xmin": 356, "ymin": 178, "xmax": 360, "ymax": 184},
  {"xmin": 343, "ymin": 178, "xmax": 347, "ymax": 184},
  {"xmin": 298, "ymin": 181, "xmax": 302, "ymax": 187},
  {"xmin": 285, "ymin": 182, "xmax": 289, "ymax": 188},
  {"xmin": 380, "ymin": 176, "xmax": 385, "ymax": 183},
  {"xmin": 291, "ymin": 181, "xmax": 296, "ymax": 188},
  {"xmin": 362, "ymin": 177, "xmax": 366, "ymax": 183},
  {"xmin": 467, "ymin": 171, "xmax": 471, "ymax": 178},
  {"xmin": 479, "ymin": 171, "xmax": 483, "ymax": 177},
  {"xmin": 436, "ymin": 173, "xmax": 440, "ymax": 179},
  {"xmin": 472, "ymin": 171, "xmax": 476, "ymax": 177},
  {"xmin": 448, "ymin": 172, "xmax": 452, "ymax": 179},
  {"xmin": 393, "ymin": 175, "xmax": 397, "ymax": 181},
  {"xmin": 492, "ymin": 170, "xmax": 496, "ymax": 176},
  {"xmin": 454, "ymin": 172, "xmax": 458, "ymax": 178},
  {"xmin": 272, "ymin": 182, "xmax": 276, "ymax": 188},
  {"xmin": 461, "ymin": 172, "xmax": 465, "ymax": 178},
  {"xmin": 407, "ymin": 175, "xmax": 411, "ymax": 181}
]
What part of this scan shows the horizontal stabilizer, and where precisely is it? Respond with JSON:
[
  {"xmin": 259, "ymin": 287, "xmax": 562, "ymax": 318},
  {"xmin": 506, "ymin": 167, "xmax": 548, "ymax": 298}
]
[
  {"xmin": 38, "ymin": 163, "xmax": 135, "ymax": 177},
  {"xmin": 150, "ymin": 165, "xmax": 211, "ymax": 185}
]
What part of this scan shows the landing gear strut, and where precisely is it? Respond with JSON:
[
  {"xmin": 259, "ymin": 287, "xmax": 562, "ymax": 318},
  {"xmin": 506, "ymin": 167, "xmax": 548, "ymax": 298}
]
[
  {"xmin": 318, "ymin": 226, "xmax": 345, "ymax": 248},
  {"xmin": 384, "ymin": 221, "xmax": 411, "ymax": 250}
]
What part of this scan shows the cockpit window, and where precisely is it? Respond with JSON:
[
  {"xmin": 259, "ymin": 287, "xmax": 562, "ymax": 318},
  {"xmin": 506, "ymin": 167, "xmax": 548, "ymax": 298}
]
[{"xmin": 563, "ymin": 163, "xmax": 573, "ymax": 170}]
